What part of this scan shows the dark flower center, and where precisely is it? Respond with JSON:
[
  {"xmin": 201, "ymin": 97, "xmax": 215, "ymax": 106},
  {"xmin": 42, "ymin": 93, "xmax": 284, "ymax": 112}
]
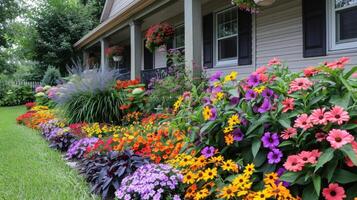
[
  {"xmin": 227, "ymin": 189, "xmax": 232, "ymax": 194},
  {"xmin": 335, "ymin": 115, "xmax": 340, "ymax": 119},
  {"xmin": 292, "ymin": 162, "xmax": 297, "ymax": 166},
  {"xmin": 187, "ymin": 175, "xmax": 191, "ymax": 179},
  {"xmin": 208, "ymin": 172, "xmax": 212, "ymax": 176},
  {"xmin": 330, "ymin": 191, "xmax": 337, "ymax": 196},
  {"xmin": 335, "ymin": 137, "xmax": 342, "ymax": 142},
  {"xmin": 298, "ymin": 82, "xmax": 303, "ymax": 86},
  {"xmin": 273, "ymin": 154, "xmax": 278, "ymax": 159},
  {"xmin": 319, "ymin": 116, "xmax": 324, "ymax": 119},
  {"xmin": 302, "ymin": 122, "xmax": 307, "ymax": 125},
  {"xmin": 303, "ymin": 157, "xmax": 308, "ymax": 161},
  {"xmin": 206, "ymin": 149, "xmax": 211, "ymax": 154},
  {"xmin": 269, "ymin": 138, "xmax": 274, "ymax": 143}
]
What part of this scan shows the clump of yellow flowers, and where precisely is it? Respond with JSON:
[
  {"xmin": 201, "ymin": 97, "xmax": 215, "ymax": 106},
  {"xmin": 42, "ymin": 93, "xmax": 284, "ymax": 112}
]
[
  {"xmin": 82, "ymin": 123, "xmax": 121, "ymax": 138},
  {"xmin": 168, "ymin": 153, "xmax": 297, "ymax": 200}
]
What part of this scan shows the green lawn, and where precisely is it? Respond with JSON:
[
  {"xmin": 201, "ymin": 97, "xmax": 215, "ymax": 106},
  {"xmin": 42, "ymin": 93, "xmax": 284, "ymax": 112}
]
[{"xmin": 0, "ymin": 106, "xmax": 97, "ymax": 200}]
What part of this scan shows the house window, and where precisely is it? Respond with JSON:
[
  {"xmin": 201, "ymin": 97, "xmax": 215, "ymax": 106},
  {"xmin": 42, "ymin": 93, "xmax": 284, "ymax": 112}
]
[
  {"xmin": 216, "ymin": 7, "xmax": 238, "ymax": 61},
  {"xmin": 174, "ymin": 25, "xmax": 185, "ymax": 49},
  {"xmin": 329, "ymin": 0, "xmax": 357, "ymax": 50}
]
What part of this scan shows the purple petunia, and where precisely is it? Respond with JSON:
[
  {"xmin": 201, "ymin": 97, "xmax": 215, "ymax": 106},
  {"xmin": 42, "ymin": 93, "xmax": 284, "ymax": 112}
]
[
  {"xmin": 201, "ymin": 146, "xmax": 216, "ymax": 158},
  {"xmin": 261, "ymin": 88, "xmax": 275, "ymax": 99},
  {"xmin": 247, "ymin": 74, "xmax": 260, "ymax": 87},
  {"xmin": 212, "ymin": 86, "xmax": 222, "ymax": 94},
  {"xmin": 232, "ymin": 128, "xmax": 244, "ymax": 141},
  {"xmin": 245, "ymin": 89, "xmax": 257, "ymax": 100},
  {"xmin": 267, "ymin": 148, "xmax": 283, "ymax": 164},
  {"xmin": 209, "ymin": 71, "xmax": 223, "ymax": 82},
  {"xmin": 202, "ymin": 97, "xmax": 212, "ymax": 105},
  {"xmin": 210, "ymin": 107, "xmax": 217, "ymax": 121},
  {"xmin": 261, "ymin": 132, "xmax": 280, "ymax": 149},
  {"xmin": 257, "ymin": 98, "xmax": 271, "ymax": 113},
  {"xmin": 229, "ymin": 96, "xmax": 240, "ymax": 105}
]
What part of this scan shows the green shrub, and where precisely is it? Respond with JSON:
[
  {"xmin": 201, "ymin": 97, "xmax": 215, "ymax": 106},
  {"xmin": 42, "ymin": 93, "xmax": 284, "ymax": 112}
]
[
  {"xmin": 41, "ymin": 66, "xmax": 61, "ymax": 86},
  {"xmin": 0, "ymin": 85, "xmax": 34, "ymax": 106}
]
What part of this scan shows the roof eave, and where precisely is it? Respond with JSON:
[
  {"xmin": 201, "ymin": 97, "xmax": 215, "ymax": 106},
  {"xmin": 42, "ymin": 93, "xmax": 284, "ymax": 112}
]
[{"xmin": 74, "ymin": 0, "xmax": 156, "ymax": 50}]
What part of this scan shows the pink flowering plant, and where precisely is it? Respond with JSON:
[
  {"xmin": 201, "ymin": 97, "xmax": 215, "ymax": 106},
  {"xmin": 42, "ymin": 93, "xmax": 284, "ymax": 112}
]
[{"xmin": 172, "ymin": 57, "xmax": 357, "ymax": 199}]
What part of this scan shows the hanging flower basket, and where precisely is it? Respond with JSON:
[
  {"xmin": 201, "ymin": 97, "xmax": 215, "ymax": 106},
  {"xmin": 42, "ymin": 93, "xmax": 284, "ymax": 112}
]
[
  {"xmin": 105, "ymin": 45, "xmax": 125, "ymax": 61},
  {"xmin": 232, "ymin": 0, "xmax": 275, "ymax": 13},
  {"xmin": 145, "ymin": 23, "xmax": 174, "ymax": 52},
  {"xmin": 254, "ymin": 0, "xmax": 275, "ymax": 6}
]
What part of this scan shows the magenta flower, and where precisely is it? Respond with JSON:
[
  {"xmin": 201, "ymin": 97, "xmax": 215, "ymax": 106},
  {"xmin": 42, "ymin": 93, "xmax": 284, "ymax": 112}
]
[
  {"xmin": 258, "ymin": 98, "xmax": 271, "ymax": 113},
  {"xmin": 262, "ymin": 88, "xmax": 275, "ymax": 99},
  {"xmin": 267, "ymin": 148, "xmax": 283, "ymax": 164},
  {"xmin": 261, "ymin": 132, "xmax": 280, "ymax": 149},
  {"xmin": 245, "ymin": 89, "xmax": 257, "ymax": 100},
  {"xmin": 201, "ymin": 146, "xmax": 216, "ymax": 158},
  {"xmin": 210, "ymin": 107, "xmax": 217, "ymax": 121},
  {"xmin": 209, "ymin": 71, "xmax": 223, "ymax": 82},
  {"xmin": 247, "ymin": 74, "xmax": 260, "ymax": 87},
  {"xmin": 232, "ymin": 128, "xmax": 244, "ymax": 141}
]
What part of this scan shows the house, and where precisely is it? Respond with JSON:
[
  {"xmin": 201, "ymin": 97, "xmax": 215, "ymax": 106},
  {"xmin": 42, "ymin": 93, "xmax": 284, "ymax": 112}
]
[{"xmin": 74, "ymin": 0, "xmax": 357, "ymax": 82}]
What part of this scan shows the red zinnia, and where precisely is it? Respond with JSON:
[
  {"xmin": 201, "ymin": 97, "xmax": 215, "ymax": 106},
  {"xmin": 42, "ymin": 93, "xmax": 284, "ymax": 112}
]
[
  {"xmin": 322, "ymin": 183, "xmax": 346, "ymax": 200},
  {"xmin": 282, "ymin": 98, "xmax": 294, "ymax": 113}
]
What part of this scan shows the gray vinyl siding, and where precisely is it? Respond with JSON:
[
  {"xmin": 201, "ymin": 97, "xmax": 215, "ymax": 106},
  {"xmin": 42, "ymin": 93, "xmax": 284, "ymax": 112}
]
[
  {"xmin": 109, "ymin": 0, "xmax": 136, "ymax": 18},
  {"xmin": 256, "ymin": 0, "xmax": 357, "ymax": 71}
]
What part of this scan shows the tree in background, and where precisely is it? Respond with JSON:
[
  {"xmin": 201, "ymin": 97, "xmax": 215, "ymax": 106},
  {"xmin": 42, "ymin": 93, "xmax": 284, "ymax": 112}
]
[
  {"xmin": 0, "ymin": 0, "xmax": 21, "ymax": 76},
  {"xmin": 32, "ymin": 0, "xmax": 96, "ymax": 74}
]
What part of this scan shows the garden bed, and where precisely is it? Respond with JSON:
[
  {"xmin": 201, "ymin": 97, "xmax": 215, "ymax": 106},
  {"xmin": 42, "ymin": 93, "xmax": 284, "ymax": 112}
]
[{"xmin": 16, "ymin": 57, "xmax": 357, "ymax": 200}]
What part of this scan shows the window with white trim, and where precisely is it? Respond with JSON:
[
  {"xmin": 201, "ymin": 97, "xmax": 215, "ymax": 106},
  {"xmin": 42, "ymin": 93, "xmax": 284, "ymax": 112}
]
[
  {"xmin": 174, "ymin": 25, "xmax": 185, "ymax": 49},
  {"xmin": 329, "ymin": 0, "xmax": 357, "ymax": 50},
  {"xmin": 216, "ymin": 7, "xmax": 238, "ymax": 61}
]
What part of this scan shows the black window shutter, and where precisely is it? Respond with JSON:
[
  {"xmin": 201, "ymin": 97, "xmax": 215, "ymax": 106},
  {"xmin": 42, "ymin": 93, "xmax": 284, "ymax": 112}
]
[
  {"xmin": 166, "ymin": 38, "xmax": 174, "ymax": 67},
  {"xmin": 203, "ymin": 13, "xmax": 214, "ymax": 68},
  {"xmin": 302, "ymin": 0, "xmax": 326, "ymax": 57},
  {"xmin": 144, "ymin": 40, "xmax": 154, "ymax": 70},
  {"xmin": 238, "ymin": 10, "xmax": 252, "ymax": 65}
]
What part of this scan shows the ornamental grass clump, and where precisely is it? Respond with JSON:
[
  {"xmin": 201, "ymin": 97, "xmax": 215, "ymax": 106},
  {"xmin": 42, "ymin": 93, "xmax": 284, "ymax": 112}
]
[
  {"xmin": 172, "ymin": 57, "xmax": 357, "ymax": 199},
  {"xmin": 54, "ymin": 70, "xmax": 125, "ymax": 124},
  {"xmin": 115, "ymin": 163, "xmax": 184, "ymax": 200}
]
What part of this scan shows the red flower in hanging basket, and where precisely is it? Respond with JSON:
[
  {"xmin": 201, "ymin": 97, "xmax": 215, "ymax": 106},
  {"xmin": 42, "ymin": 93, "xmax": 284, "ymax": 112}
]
[{"xmin": 145, "ymin": 23, "xmax": 175, "ymax": 52}]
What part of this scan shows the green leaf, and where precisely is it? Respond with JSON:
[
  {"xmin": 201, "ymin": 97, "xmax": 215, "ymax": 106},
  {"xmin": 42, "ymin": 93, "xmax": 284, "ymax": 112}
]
[
  {"xmin": 279, "ymin": 140, "xmax": 295, "ymax": 147},
  {"xmin": 332, "ymin": 169, "xmax": 357, "ymax": 184},
  {"xmin": 302, "ymin": 184, "xmax": 319, "ymax": 200},
  {"xmin": 315, "ymin": 148, "xmax": 334, "ymax": 172},
  {"xmin": 280, "ymin": 171, "xmax": 302, "ymax": 183},
  {"xmin": 344, "ymin": 66, "xmax": 357, "ymax": 79},
  {"xmin": 246, "ymin": 114, "xmax": 270, "ymax": 135},
  {"xmin": 278, "ymin": 118, "xmax": 291, "ymax": 128},
  {"xmin": 312, "ymin": 176, "xmax": 321, "ymax": 197},
  {"xmin": 324, "ymin": 159, "xmax": 338, "ymax": 182},
  {"xmin": 340, "ymin": 144, "xmax": 357, "ymax": 166},
  {"xmin": 341, "ymin": 123, "xmax": 357, "ymax": 130},
  {"xmin": 251, "ymin": 139, "xmax": 261, "ymax": 158},
  {"xmin": 329, "ymin": 92, "xmax": 351, "ymax": 110}
]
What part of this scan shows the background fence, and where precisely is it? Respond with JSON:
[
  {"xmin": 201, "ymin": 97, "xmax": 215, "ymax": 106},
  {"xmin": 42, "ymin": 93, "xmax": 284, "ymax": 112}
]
[{"xmin": 0, "ymin": 80, "xmax": 41, "ymax": 90}]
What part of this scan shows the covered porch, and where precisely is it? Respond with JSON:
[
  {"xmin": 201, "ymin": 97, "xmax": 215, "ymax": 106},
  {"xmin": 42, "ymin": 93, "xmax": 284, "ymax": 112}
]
[{"xmin": 76, "ymin": 0, "xmax": 233, "ymax": 83}]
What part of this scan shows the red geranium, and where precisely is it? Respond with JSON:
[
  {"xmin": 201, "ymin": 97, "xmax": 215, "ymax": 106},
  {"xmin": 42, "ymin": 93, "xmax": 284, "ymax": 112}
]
[{"xmin": 145, "ymin": 23, "xmax": 174, "ymax": 52}]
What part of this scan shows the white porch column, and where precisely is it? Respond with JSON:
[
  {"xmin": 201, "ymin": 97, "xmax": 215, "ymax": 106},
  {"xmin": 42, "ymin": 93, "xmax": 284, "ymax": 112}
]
[
  {"xmin": 130, "ymin": 21, "xmax": 142, "ymax": 80},
  {"xmin": 83, "ymin": 50, "xmax": 89, "ymax": 69},
  {"xmin": 100, "ymin": 38, "xmax": 109, "ymax": 72},
  {"xmin": 184, "ymin": 0, "xmax": 203, "ymax": 78}
]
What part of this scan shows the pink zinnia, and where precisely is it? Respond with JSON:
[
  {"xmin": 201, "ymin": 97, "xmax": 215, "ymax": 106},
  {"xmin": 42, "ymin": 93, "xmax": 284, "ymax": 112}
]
[
  {"xmin": 315, "ymin": 132, "xmax": 327, "ymax": 142},
  {"xmin": 326, "ymin": 57, "xmax": 350, "ymax": 70},
  {"xmin": 303, "ymin": 66, "xmax": 319, "ymax": 77},
  {"xmin": 294, "ymin": 114, "xmax": 313, "ymax": 130},
  {"xmin": 322, "ymin": 183, "xmax": 346, "ymax": 200},
  {"xmin": 326, "ymin": 129, "xmax": 354, "ymax": 149},
  {"xmin": 281, "ymin": 127, "xmax": 297, "ymax": 140},
  {"xmin": 283, "ymin": 155, "xmax": 304, "ymax": 172},
  {"xmin": 255, "ymin": 66, "xmax": 267, "ymax": 74},
  {"xmin": 352, "ymin": 73, "xmax": 357, "ymax": 78},
  {"xmin": 298, "ymin": 150, "xmax": 320, "ymax": 164},
  {"xmin": 288, "ymin": 78, "xmax": 313, "ymax": 93},
  {"xmin": 282, "ymin": 98, "xmax": 294, "ymax": 113},
  {"xmin": 325, "ymin": 106, "xmax": 350, "ymax": 125},
  {"xmin": 309, "ymin": 108, "xmax": 327, "ymax": 125},
  {"xmin": 268, "ymin": 57, "xmax": 282, "ymax": 66}
]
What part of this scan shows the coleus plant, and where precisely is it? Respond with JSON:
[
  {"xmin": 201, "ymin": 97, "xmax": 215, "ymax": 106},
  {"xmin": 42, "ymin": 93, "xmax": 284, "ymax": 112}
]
[{"xmin": 79, "ymin": 150, "xmax": 149, "ymax": 199}]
